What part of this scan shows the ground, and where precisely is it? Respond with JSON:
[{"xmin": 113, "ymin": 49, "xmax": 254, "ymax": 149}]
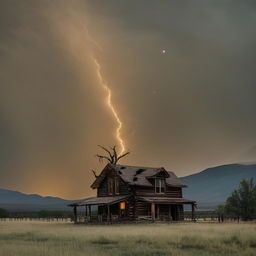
[{"xmin": 0, "ymin": 221, "xmax": 256, "ymax": 256}]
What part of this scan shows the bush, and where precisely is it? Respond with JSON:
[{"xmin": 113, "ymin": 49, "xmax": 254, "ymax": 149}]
[{"xmin": 0, "ymin": 208, "xmax": 9, "ymax": 218}]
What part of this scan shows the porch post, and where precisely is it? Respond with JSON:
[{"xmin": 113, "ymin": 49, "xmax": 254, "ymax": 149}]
[
  {"xmin": 89, "ymin": 205, "xmax": 91, "ymax": 222},
  {"xmin": 73, "ymin": 206, "xmax": 77, "ymax": 224},
  {"xmin": 168, "ymin": 205, "xmax": 171, "ymax": 221},
  {"xmin": 191, "ymin": 204, "xmax": 195, "ymax": 222},
  {"xmin": 107, "ymin": 204, "xmax": 110, "ymax": 223},
  {"xmin": 151, "ymin": 203, "xmax": 155, "ymax": 222},
  {"xmin": 84, "ymin": 205, "xmax": 88, "ymax": 222}
]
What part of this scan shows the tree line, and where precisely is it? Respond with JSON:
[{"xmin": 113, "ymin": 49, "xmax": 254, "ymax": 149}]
[
  {"xmin": 216, "ymin": 178, "xmax": 256, "ymax": 221},
  {"xmin": 0, "ymin": 210, "xmax": 73, "ymax": 219}
]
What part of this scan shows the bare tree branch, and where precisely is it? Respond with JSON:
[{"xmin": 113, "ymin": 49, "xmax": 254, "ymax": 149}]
[
  {"xmin": 96, "ymin": 154, "xmax": 112, "ymax": 163},
  {"xmin": 117, "ymin": 151, "xmax": 130, "ymax": 162},
  {"xmin": 91, "ymin": 169, "xmax": 98, "ymax": 178},
  {"xmin": 112, "ymin": 145, "xmax": 117, "ymax": 164},
  {"xmin": 95, "ymin": 145, "xmax": 130, "ymax": 164},
  {"xmin": 98, "ymin": 145, "xmax": 114, "ymax": 163}
]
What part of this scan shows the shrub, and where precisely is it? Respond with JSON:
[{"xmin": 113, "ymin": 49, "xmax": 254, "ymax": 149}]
[{"xmin": 0, "ymin": 208, "xmax": 9, "ymax": 218}]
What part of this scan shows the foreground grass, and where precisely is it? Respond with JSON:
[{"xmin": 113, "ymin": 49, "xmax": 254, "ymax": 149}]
[{"xmin": 0, "ymin": 221, "xmax": 256, "ymax": 256}]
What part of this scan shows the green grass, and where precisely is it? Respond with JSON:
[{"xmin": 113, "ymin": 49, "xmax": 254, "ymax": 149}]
[{"xmin": 0, "ymin": 221, "xmax": 256, "ymax": 255}]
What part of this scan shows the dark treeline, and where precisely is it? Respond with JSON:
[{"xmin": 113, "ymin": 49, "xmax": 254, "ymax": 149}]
[{"xmin": 0, "ymin": 209, "xmax": 73, "ymax": 219}]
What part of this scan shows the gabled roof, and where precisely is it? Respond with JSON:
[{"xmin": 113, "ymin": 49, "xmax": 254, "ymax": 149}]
[{"xmin": 91, "ymin": 164, "xmax": 186, "ymax": 189}]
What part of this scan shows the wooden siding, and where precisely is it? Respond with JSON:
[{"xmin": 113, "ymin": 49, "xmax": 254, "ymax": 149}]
[
  {"xmin": 133, "ymin": 186, "xmax": 182, "ymax": 198},
  {"xmin": 97, "ymin": 176, "xmax": 130, "ymax": 197},
  {"xmin": 134, "ymin": 200, "xmax": 150, "ymax": 218},
  {"xmin": 165, "ymin": 187, "xmax": 182, "ymax": 198},
  {"xmin": 97, "ymin": 177, "xmax": 108, "ymax": 197}
]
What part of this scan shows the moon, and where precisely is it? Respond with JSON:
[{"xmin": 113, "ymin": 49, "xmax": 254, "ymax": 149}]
[{"xmin": 162, "ymin": 49, "xmax": 166, "ymax": 54}]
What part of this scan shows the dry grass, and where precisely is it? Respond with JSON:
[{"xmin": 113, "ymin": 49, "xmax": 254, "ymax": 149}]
[{"xmin": 0, "ymin": 221, "xmax": 256, "ymax": 256}]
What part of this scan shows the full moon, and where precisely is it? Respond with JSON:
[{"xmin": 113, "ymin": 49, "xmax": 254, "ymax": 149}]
[{"xmin": 162, "ymin": 49, "xmax": 166, "ymax": 54}]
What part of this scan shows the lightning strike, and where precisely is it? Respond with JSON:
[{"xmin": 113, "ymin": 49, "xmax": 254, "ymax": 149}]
[
  {"xmin": 84, "ymin": 26, "xmax": 126, "ymax": 154},
  {"xmin": 93, "ymin": 58, "xmax": 125, "ymax": 154}
]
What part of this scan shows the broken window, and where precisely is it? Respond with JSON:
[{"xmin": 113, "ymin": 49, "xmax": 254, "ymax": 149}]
[
  {"xmin": 108, "ymin": 178, "xmax": 114, "ymax": 195},
  {"xmin": 155, "ymin": 178, "xmax": 165, "ymax": 194},
  {"xmin": 114, "ymin": 177, "xmax": 120, "ymax": 195}
]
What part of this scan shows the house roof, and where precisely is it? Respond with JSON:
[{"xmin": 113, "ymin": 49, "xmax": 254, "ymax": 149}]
[
  {"xmin": 91, "ymin": 164, "xmax": 186, "ymax": 189},
  {"xmin": 137, "ymin": 196, "xmax": 196, "ymax": 204},
  {"xmin": 69, "ymin": 195, "xmax": 129, "ymax": 207}
]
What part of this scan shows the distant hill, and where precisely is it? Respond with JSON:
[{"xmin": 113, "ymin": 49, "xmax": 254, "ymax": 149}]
[
  {"xmin": 0, "ymin": 188, "xmax": 73, "ymax": 211},
  {"xmin": 181, "ymin": 163, "xmax": 256, "ymax": 210}
]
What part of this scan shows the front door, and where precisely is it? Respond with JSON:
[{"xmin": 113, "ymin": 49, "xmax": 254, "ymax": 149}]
[
  {"xmin": 155, "ymin": 204, "xmax": 160, "ymax": 219},
  {"xmin": 170, "ymin": 205, "xmax": 178, "ymax": 221}
]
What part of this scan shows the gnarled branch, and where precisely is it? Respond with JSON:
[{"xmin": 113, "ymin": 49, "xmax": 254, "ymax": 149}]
[
  {"xmin": 117, "ymin": 151, "xmax": 130, "ymax": 162},
  {"xmin": 97, "ymin": 145, "xmax": 114, "ymax": 163},
  {"xmin": 96, "ymin": 154, "xmax": 112, "ymax": 163},
  {"xmin": 91, "ymin": 169, "xmax": 98, "ymax": 178},
  {"xmin": 95, "ymin": 145, "xmax": 130, "ymax": 165}
]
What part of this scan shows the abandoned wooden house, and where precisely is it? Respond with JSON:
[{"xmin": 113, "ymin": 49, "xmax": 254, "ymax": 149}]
[{"xmin": 69, "ymin": 163, "xmax": 196, "ymax": 223}]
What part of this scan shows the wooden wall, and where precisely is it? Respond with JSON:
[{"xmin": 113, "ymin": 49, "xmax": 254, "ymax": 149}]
[
  {"xmin": 97, "ymin": 176, "xmax": 130, "ymax": 197},
  {"xmin": 134, "ymin": 200, "xmax": 150, "ymax": 218},
  {"xmin": 133, "ymin": 186, "xmax": 182, "ymax": 198},
  {"xmin": 165, "ymin": 187, "xmax": 182, "ymax": 198}
]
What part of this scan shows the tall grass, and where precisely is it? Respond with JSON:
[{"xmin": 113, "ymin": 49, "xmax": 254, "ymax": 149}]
[{"xmin": 0, "ymin": 221, "xmax": 256, "ymax": 256}]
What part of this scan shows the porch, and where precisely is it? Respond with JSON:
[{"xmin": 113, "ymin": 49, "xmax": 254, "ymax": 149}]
[
  {"xmin": 69, "ymin": 196, "xmax": 196, "ymax": 224},
  {"xmin": 137, "ymin": 197, "xmax": 196, "ymax": 222},
  {"xmin": 69, "ymin": 195, "xmax": 130, "ymax": 223}
]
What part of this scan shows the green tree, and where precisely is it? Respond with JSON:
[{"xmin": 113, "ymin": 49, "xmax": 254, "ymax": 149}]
[
  {"xmin": 225, "ymin": 178, "xmax": 256, "ymax": 221},
  {"xmin": 0, "ymin": 208, "xmax": 9, "ymax": 218},
  {"xmin": 216, "ymin": 204, "xmax": 225, "ymax": 222}
]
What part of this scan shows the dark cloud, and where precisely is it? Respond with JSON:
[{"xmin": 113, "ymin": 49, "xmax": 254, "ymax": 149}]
[{"xmin": 0, "ymin": 0, "xmax": 256, "ymax": 198}]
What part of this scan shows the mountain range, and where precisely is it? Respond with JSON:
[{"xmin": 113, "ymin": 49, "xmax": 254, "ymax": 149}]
[
  {"xmin": 1, "ymin": 163, "xmax": 256, "ymax": 211},
  {"xmin": 0, "ymin": 189, "xmax": 72, "ymax": 211},
  {"xmin": 181, "ymin": 163, "xmax": 256, "ymax": 209}
]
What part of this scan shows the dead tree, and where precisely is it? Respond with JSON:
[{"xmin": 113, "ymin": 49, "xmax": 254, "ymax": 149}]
[{"xmin": 96, "ymin": 145, "xmax": 130, "ymax": 165}]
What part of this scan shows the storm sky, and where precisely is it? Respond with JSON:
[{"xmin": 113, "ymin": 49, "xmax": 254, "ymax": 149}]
[{"xmin": 1, "ymin": 0, "xmax": 256, "ymax": 199}]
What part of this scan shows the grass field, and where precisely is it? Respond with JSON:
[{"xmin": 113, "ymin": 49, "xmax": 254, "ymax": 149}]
[{"xmin": 0, "ymin": 221, "xmax": 256, "ymax": 256}]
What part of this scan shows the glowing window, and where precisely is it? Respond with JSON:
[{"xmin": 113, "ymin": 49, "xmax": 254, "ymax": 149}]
[{"xmin": 119, "ymin": 201, "xmax": 126, "ymax": 210}]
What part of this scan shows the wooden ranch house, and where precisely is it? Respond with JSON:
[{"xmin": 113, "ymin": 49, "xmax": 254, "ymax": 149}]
[{"xmin": 69, "ymin": 164, "xmax": 196, "ymax": 223}]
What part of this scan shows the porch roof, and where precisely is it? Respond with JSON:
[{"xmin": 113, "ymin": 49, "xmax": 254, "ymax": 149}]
[
  {"xmin": 137, "ymin": 196, "xmax": 196, "ymax": 204},
  {"xmin": 69, "ymin": 195, "xmax": 129, "ymax": 207}
]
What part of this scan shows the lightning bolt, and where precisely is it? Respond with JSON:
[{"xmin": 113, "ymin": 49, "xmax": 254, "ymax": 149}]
[
  {"xmin": 84, "ymin": 27, "xmax": 125, "ymax": 154},
  {"xmin": 93, "ymin": 58, "xmax": 125, "ymax": 154}
]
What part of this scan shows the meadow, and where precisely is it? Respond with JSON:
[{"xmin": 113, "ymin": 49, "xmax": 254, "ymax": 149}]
[{"xmin": 0, "ymin": 221, "xmax": 256, "ymax": 256}]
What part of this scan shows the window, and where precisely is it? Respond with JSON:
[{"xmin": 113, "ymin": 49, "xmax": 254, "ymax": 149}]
[
  {"xmin": 108, "ymin": 177, "xmax": 119, "ymax": 195},
  {"xmin": 155, "ymin": 178, "xmax": 165, "ymax": 194},
  {"xmin": 119, "ymin": 201, "xmax": 126, "ymax": 217},
  {"xmin": 114, "ymin": 177, "xmax": 120, "ymax": 195},
  {"xmin": 108, "ymin": 178, "xmax": 114, "ymax": 195},
  {"xmin": 119, "ymin": 201, "xmax": 126, "ymax": 210}
]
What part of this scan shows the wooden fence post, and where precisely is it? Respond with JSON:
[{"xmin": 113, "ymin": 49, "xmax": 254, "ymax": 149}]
[
  {"xmin": 73, "ymin": 206, "xmax": 77, "ymax": 224},
  {"xmin": 191, "ymin": 204, "xmax": 195, "ymax": 222}
]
